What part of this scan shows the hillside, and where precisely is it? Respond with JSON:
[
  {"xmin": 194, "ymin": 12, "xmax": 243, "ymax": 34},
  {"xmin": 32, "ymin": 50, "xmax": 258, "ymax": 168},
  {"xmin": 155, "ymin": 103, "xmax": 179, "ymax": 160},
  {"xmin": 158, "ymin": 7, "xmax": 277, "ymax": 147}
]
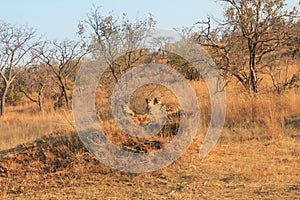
[{"xmin": 0, "ymin": 126, "xmax": 299, "ymax": 199}]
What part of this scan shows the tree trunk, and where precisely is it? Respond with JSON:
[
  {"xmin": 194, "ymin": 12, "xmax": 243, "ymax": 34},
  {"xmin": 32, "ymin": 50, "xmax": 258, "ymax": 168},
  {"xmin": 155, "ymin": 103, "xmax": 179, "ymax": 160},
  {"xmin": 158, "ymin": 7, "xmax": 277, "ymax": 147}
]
[
  {"xmin": 37, "ymin": 94, "xmax": 43, "ymax": 112},
  {"xmin": 249, "ymin": 65, "xmax": 258, "ymax": 94},
  {"xmin": 38, "ymin": 99, "xmax": 43, "ymax": 112},
  {"xmin": 38, "ymin": 85, "xmax": 44, "ymax": 112},
  {"xmin": 58, "ymin": 76, "xmax": 70, "ymax": 109},
  {"xmin": 62, "ymin": 84, "xmax": 69, "ymax": 109},
  {"xmin": 0, "ymin": 96, "xmax": 5, "ymax": 117},
  {"xmin": 248, "ymin": 42, "xmax": 258, "ymax": 94},
  {"xmin": 0, "ymin": 85, "xmax": 9, "ymax": 117}
]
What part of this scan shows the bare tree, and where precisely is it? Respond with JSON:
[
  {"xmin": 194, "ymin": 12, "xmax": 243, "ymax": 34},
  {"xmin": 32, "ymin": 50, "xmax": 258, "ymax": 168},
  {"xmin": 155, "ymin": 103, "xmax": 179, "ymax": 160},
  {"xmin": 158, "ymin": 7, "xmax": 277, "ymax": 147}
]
[
  {"xmin": 81, "ymin": 8, "xmax": 156, "ymax": 119},
  {"xmin": 196, "ymin": 0, "xmax": 299, "ymax": 94},
  {"xmin": 86, "ymin": 7, "xmax": 155, "ymax": 85},
  {"xmin": 0, "ymin": 22, "xmax": 39, "ymax": 116},
  {"xmin": 37, "ymin": 40, "xmax": 89, "ymax": 109},
  {"xmin": 17, "ymin": 64, "xmax": 55, "ymax": 112},
  {"xmin": 264, "ymin": 20, "xmax": 300, "ymax": 92}
]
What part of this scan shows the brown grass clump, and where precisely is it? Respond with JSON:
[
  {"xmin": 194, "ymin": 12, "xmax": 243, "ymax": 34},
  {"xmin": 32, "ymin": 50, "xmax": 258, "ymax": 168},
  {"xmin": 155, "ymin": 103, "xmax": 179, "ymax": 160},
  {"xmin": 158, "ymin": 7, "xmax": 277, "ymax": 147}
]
[
  {"xmin": 0, "ymin": 106, "xmax": 75, "ymax": 151},
  {"xmin": 0, "ymin": 71, "xmax": 299, "ymax": 199},
  {"xmin": 0, "ymin": 129, "xmax": 299, "ymax": 199}
]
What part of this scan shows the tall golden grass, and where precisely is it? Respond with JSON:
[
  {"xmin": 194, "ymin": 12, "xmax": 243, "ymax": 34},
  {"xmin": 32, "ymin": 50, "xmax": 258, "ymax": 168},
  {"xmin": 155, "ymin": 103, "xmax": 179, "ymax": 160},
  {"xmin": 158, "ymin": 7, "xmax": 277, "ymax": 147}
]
[
  {"xmin": 0, "ymin": 75, "xmax": 299, "ymax": 151},
  {"xmin": 0, "ymin": 105, "xmax": 75, "ymax": 151},
  {"xmin": 191, "ymin": 80, "xmax": 300, "ymax": 142}
]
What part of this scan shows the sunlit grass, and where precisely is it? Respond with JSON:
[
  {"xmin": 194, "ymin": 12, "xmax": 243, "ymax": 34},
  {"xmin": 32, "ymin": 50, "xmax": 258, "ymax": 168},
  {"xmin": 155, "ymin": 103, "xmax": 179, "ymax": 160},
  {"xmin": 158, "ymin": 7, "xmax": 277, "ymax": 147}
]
[{"xmin": 0, "ymin": 106, "xmax": 74, "ymax": 151}]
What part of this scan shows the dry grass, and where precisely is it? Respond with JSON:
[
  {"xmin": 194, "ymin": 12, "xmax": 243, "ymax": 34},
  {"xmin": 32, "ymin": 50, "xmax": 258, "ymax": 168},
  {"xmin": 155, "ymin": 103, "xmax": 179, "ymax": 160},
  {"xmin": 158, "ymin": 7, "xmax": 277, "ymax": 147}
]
[
  {"xmin": 0, "ymin": 75, "xmax": 299, "ymax": 199},
  {"xmin": 0, "ymin": 131, "xmax": 299, "ymax": 199},
  {"xmin": 0, "ymin": 105, "xmax": 75, "ymax": 151},
  {"xmin": 224, "ymin": 87, "xmax": 300, "ymax": 139}
]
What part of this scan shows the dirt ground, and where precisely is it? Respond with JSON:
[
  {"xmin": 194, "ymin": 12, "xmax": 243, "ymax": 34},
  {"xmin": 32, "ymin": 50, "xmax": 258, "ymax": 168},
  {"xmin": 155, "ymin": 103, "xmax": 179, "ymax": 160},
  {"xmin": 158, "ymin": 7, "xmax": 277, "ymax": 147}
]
[{"xmin": 0, "ymin": 128, "xmax": 299, "ymax": 200}]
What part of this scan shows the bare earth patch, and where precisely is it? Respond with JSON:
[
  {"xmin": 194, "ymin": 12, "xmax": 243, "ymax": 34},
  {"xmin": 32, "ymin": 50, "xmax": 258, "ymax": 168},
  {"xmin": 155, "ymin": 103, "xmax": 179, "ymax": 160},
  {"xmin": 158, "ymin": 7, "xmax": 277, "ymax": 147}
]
[{"xmin": 0, "ymin": 130, "xmax": 299, "ymax": 199}]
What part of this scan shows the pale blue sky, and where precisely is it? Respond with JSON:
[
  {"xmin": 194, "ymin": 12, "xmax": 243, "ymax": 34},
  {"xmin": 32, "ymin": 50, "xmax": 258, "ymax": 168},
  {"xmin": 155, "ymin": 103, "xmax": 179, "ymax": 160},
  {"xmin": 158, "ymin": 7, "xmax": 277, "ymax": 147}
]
[{"xmin": 0, "ymin": 0, "xmax": 298, "ymax": 40}]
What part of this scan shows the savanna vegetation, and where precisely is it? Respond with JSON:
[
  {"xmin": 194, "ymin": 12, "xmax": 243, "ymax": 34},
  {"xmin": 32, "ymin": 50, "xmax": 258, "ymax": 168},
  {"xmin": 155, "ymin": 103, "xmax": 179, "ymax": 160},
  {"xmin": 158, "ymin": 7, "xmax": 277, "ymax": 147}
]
[{"xmin": 0, "ymin": 0, "xmax": 299, "ymax": 199}]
